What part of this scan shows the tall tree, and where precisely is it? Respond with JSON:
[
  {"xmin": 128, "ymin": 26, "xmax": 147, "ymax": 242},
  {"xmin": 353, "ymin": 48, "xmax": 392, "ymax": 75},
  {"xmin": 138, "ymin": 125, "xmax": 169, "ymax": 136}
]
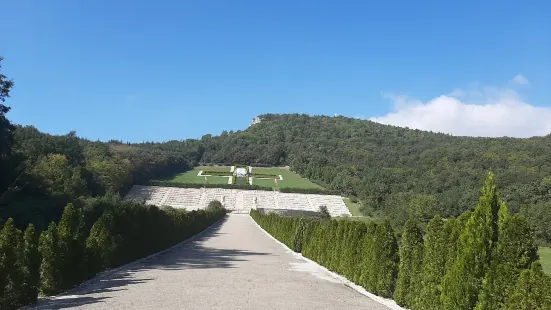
[
  {"xmin": 57, "ymin": 203, "xmax": 86, "ymax": 289},
  {"xmin": 0, "ymin": 219, "xmax": 24, "ymax": 309},
  {"xmin": 85, "ymin": 209, "xmax": 120, "ymax": 274},
  {"xmin": 20, "ymin": 224, "xmax": 40, "ymax": 305},
  {"xmin": 372, "ymin": 220, "xmax": 399, "ymax": 298},
  {"xmin": 0, "ymin": 56, "xmax": 15, "ymax": 195},
  {"xmin": 394, "ymin": 219, "xmax": 424, "ymax": 307},
  {"xmin": 30, "ymin": 153, "xmax": 87, "ymax": 198},
  {"xmin": 418, "ymin": 215, "xmax": 448, "ymax": 310},
  {"xmin": 38, "ymin": 222, "xmax": 61, "ymax": 295},
  {"xmin": 441, "ymin": 172, "xmax": 506, "ymax": 310},
  {"xmin": 475, "ymin": 214, "xmax": 539, "ymax": 309},
  {"xmin": 504, "ymin": 262, "xmax": 551, "ymax": 310}
]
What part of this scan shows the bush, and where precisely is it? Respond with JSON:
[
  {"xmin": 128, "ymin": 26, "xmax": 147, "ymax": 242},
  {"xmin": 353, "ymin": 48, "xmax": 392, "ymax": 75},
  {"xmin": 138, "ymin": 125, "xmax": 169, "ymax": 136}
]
[
  {"xmin": 319, "ymin": 205, "xmax": 331, "ymax": 219},
  {"xmin": 206, "ymin": 200, "xmax": 225, "ymax": 213},
  {"xmin": 279, "ymin": 187, "xmax": 340, "ymax": 195}
]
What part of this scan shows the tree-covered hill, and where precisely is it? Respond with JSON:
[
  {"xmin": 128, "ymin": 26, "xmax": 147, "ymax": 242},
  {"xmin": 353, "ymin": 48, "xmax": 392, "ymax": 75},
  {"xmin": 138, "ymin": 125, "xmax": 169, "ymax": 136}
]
[
  {"xmin": 185, "ymin": 114, "xmax": 551, "ymax": 240},
  {"xmin": 2, "ymin": 54, "xmax": 551, "ymax": 244}
]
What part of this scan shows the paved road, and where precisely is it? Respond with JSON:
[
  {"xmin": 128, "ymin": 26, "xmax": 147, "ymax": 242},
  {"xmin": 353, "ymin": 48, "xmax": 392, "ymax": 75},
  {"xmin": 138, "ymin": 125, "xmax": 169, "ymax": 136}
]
[{"xmin": 32, "ymin": 214, "xmax": 390, "ymax": 310}]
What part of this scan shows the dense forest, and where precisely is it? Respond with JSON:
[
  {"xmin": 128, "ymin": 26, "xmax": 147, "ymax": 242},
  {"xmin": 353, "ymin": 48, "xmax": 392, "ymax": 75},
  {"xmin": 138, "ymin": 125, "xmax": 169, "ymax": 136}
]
[{"xmin": 1, "ymin": 56, "xmax": 551, "ymax": 246}]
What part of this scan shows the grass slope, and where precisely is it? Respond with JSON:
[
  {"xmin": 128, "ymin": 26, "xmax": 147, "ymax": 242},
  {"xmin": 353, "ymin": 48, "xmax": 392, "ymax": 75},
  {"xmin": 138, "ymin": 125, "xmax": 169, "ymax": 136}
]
[
  {"xmin": 164, "ymin": 167, "xmax": 231, "ymax": 185},
  {"xmin": 343, "ymin": 198, "xmax": 363, "ymax": 216},
  {"xmin": 540, "ymin": 247, "xmax": 551, "ymax": 275},
  {"xmin": 252, "ymin": 167, "xmax": 322, "ymax": 189}
]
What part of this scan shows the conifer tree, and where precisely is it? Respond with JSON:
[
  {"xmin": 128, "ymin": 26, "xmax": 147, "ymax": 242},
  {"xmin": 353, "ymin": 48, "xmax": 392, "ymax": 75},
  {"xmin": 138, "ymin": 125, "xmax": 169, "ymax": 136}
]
[
  {"xmin": 418, "ymin": 215, "xmax": 448, "ymax": 310},
  {"xmin": 441, "ymin": 172, "xmax": 503, "ymax": 310},
  {"xmin": 394, "ymin": 219, "xmax": 424, "ymax": 307},
  {"xmin": 0, "ymin": 218, "xmax": 24, "ymax": 309},
  {"xmin": 342, "ymin": 222, "xmax": 366, "ymax": 280},
  {"xmin": 445, "ymin": 210, "xmax": 472, "ymax": 272},
  {"xmin": 39, "ymin": 222, "xmax": 61, "ymax": 295},
  {"xmin": 86, "ymin": 209, "xmax": 120, "ymax": 274},
  {"xmin": 359, "ymin": 222, "xmax": 378, "ymax": 289},
  {"xmin": 475, "ymin": 214, "xmax": 539, "ymax": 309},
  {"xmin": 57, "ymin": 203, "xmax": 86, "ymax": 288},
  {"xmin": 20, "ymin": 224, "xmax": 40, "ymax": 305},
  {"xmin": 292, "ymin": 217, "xmax": 307, "ymax": 253},
  {"xmin": 505, "ymin": 262, "xmax": 551, "ymax": 310},
  {"xmin": 372, "ymin": 220, "xmax": 399, "ymax": 298}
]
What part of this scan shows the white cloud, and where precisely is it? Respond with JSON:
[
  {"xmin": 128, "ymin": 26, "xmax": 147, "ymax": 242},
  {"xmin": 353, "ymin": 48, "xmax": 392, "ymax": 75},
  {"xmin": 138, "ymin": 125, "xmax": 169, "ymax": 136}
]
[
  {"xmin": 370, "ymin": 82, "xmax": 551, "ymax": 138},
  {"xmin": 511, "ymin": 74, "xmax": 529, "ymax": 85}
]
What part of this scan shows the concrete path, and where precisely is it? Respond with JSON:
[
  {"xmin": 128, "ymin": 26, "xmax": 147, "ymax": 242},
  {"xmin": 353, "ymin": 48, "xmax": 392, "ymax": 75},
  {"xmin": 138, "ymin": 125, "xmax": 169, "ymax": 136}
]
[{"xmin": 31, "ymin": 214, "xmax": 390, "ymax": 310}]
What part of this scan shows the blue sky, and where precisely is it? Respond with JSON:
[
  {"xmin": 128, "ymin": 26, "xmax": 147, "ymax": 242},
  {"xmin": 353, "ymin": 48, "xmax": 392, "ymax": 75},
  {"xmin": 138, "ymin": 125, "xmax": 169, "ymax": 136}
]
[{"xmin": 3, "ymin": 0, "xmax": 550, "ymax": 141}]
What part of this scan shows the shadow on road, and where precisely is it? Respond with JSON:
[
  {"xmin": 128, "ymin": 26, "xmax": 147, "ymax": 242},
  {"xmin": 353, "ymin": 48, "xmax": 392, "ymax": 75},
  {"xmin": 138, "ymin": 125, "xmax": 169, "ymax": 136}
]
[
  {"xmin": 30, "ymin": 215, "xmax": 270, "ymax": 309},
  {"xmin": 136, "ymin": 218, "xmax": 271, "ymax": 270},
  {"xmin": 30, "ymin": 296, "xmax": 110, "ymax": 309}
]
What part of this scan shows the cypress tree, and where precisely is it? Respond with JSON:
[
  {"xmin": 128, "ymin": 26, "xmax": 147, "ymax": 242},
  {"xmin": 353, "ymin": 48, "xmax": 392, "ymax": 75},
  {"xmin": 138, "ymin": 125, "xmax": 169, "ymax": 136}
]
[
  {"xmin": 476, "ymin": 214, "xmax": 539, "ymax": 309},
  {"xmin": 342, "ymin": 221, "xmax": 367, "ymax": 280},
  {"xmin": 445, "ymin": 210, "xmax": 472, "ymax": 272},
  {"xmin": 372, "ymin": 220, "xmax": 399, "ymax": 298},
  {"xmin": 394, "ymin": 219, "xmax": 424, "ymax": 307},
  {"xmin": 441, "ymin": 172, "xmax": 503, "ymax": 310},
  {"xmin": 57, "ymin": 203, "xmax": 86, "ymax": 289},
  {"xmin": 39, "ymin": 222, "xmax": 61, "ymax": 295},
  {"xmin": 20, "ymin": 224, "xmax": 40, "ymax": 306},
  {"xmin": 505, "ymin": 262, "xmax": 551, "ymax": 310},
  {"xmin": 418, "ymin": 215, "xmax": 448, "ymax": 310},
  {"xmin": 0, "ymin": 218, "xmax": 24, "ymax": 309},
  {"xmin": 359, "ymin": 221, "xmax": 378, "ymax": 290},
  {"xmin": 330, "ymin": 220, "xmax": 347, "ymax": 273},
  {"xmin": 86, "ymin": 209, "xmax": 120, "ymax": 274},
  {"xmin": 292, "ymin": 217, "xmax": 307, "ymax": 253}
]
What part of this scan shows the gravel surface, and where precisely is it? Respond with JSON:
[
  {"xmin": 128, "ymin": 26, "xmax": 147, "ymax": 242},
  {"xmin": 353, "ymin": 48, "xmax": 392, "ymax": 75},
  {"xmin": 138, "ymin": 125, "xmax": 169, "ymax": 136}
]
[{"xmin": 31, "ymin": 214, "xmax": 390, "ymax": 310}]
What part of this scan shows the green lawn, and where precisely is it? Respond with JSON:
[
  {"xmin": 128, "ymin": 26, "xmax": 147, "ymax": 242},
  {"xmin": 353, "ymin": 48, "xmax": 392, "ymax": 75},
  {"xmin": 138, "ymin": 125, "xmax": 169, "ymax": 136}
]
[
  {"xmin": 159, "ymin": 166, "xmax": 321, "ymax": 189},
  {"xmin": 163, "ymin": 167, "xmax": 230, "ymax": 184},
  {"xmin": 344, "ymin": 198, "xmax": 363, "ymax": 216},
  {"xmin": 251, "ymin": 167, "xmax": 322, "ymax": 189},
  {"xmin": 540, "ymin": 247, "xmax": 551, "ymax": 275},
  {"xmin": 198, "ymin": 166, "xmax": 232, "ymax": 172}
]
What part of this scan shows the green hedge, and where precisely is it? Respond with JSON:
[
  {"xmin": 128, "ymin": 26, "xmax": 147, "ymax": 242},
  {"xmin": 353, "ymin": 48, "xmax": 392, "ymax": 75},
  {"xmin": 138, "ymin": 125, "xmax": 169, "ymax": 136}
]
[
  {"xmin": 0, "ymin": 200, "xmax": 226, "ymax": 309},
  {"xmin": 201, "ymin": 170, "xmax": 232, "ymax": 176},
  {"xmin": 147, "ymin": 181, "xmax": 268, "ymax": 190},
  {"xmin": 279, "ymin": 187, "xmax": 340, "ymax": 195},
  {"xmin": 251, "ymin": 173, "xmax": 279, "ymax": 179},
  {"xmin": 250, "ymin": 172, "xmax": 551, "ymax": 309}
]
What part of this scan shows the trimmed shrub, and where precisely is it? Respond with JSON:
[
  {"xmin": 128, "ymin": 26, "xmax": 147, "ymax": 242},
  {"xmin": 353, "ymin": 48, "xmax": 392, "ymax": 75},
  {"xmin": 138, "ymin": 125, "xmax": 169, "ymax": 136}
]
[{"xmin": 207, "ymin": 200, "xmax": 225, "ymax": 213}]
